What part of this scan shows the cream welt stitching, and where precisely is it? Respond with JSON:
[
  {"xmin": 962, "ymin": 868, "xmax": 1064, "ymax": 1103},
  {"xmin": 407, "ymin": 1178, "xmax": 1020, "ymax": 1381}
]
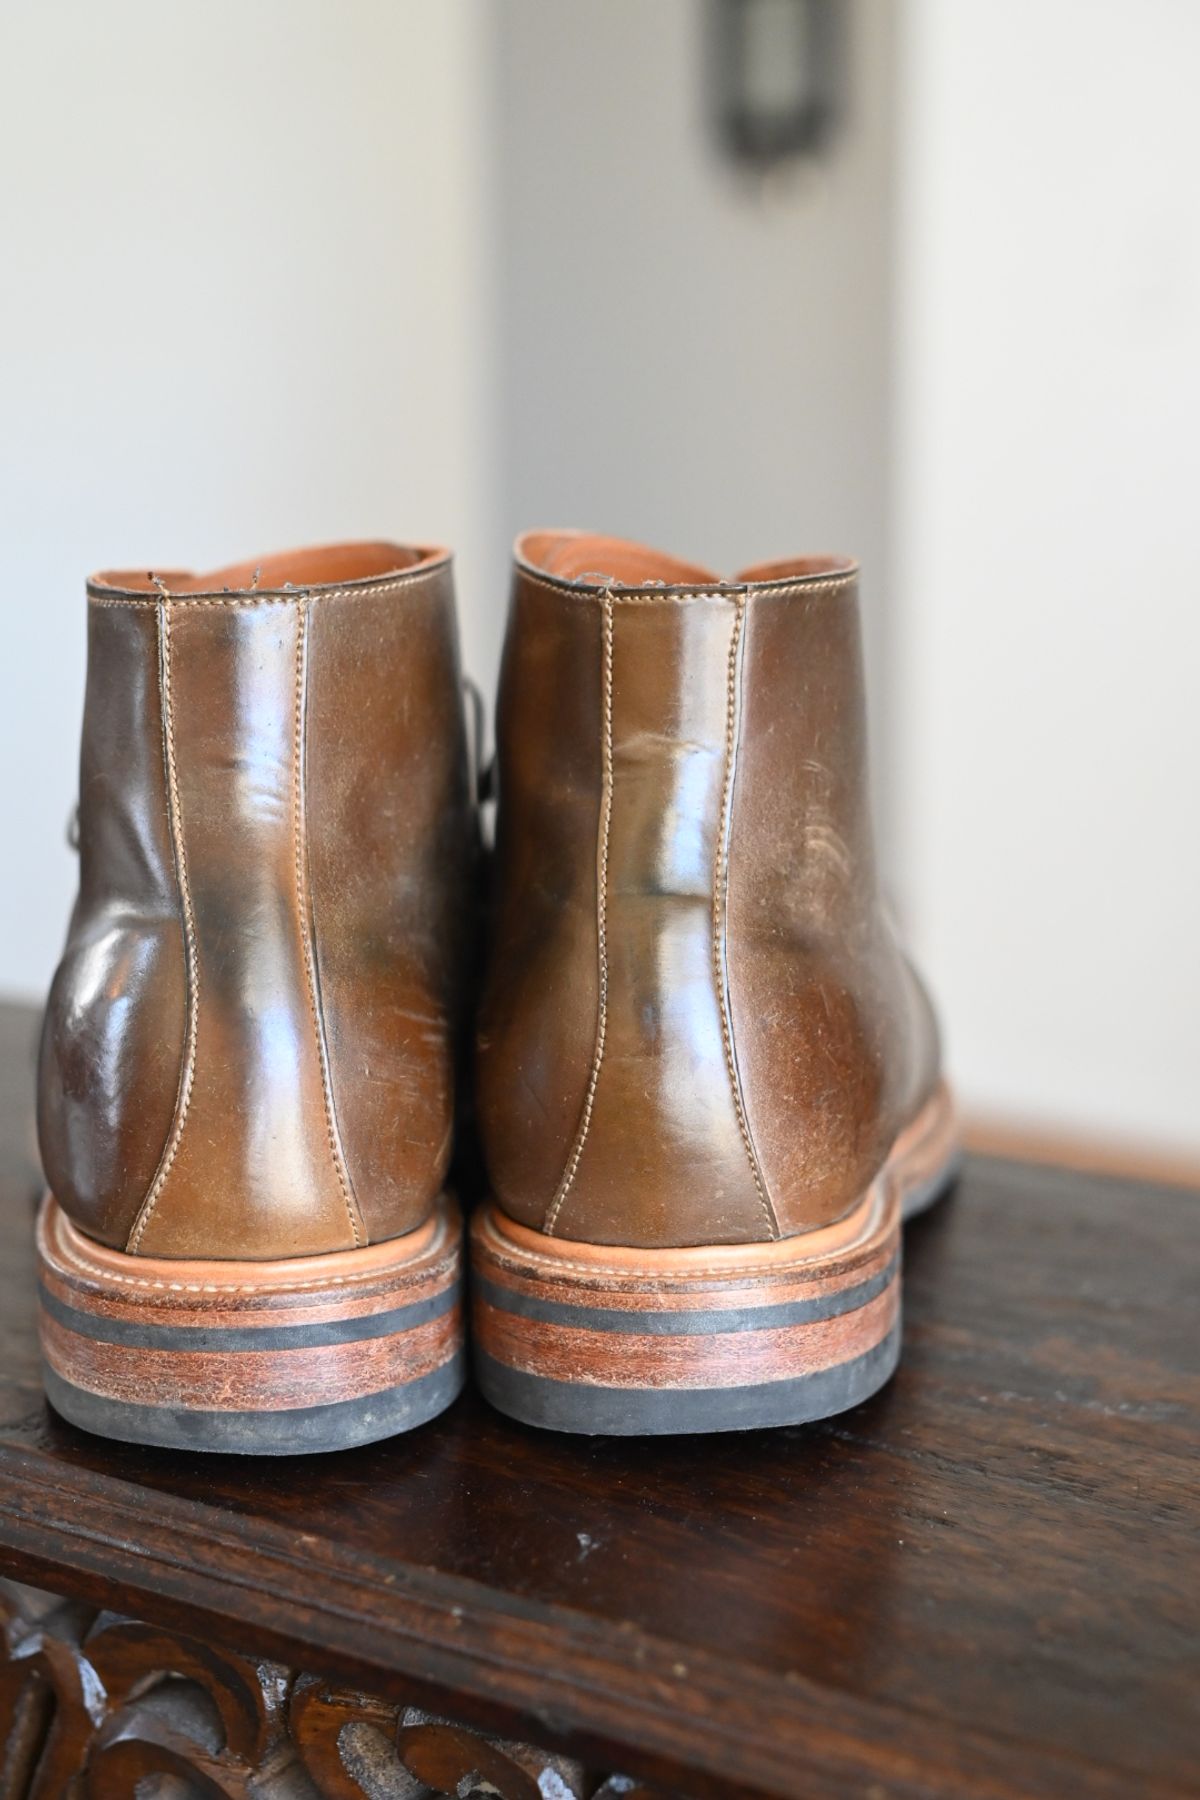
[
  {"xmin": 484, "ymin": 1254, "xmax": 892, "ymax": 1283},
  {"xmin": 515, "ymin": 568, "xmax": 856, "ymax": 605},
  {"xmin": 481, "ymin": 1260, "xmax": 896, "ymax": 1290},
  {"xmin": 48, "ymin": 1208, "xmax": 456, "ymax": 1295},
  {"xmin": 126, "ymin": 601, "xmax": 200, "ymax": 1253},
  {"xmin": 714, "ymin": 598, "xmax": 779, "ymax": 1238},
  {"xmin": 544, "ymin": 589, "xmax": 615, "ymax": 1236},
  {"xmin": 292, "ymin": 601, "xmax": 364, "ymax": 1249},
  {"xmin": 48, "ymin": 1255, "xmax": 459, "ymax": 1297},
  {"xmin": 87, "ymin": 571, "xmax": 443, "ymax": 610},
  {"xmin": 47, "ymin": 1269, "xmax": 457, "ymax": 1296},
  {"xmin": 482, "ymin": 1197, "xmax": 891, "ymax": 1281}
]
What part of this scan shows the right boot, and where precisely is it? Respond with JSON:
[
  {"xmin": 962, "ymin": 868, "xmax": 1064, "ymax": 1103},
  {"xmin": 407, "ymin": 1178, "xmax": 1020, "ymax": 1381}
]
[
  {"xmin": 36, "ymin": 542, "xmax": 474, "ymax": 1454},
  {"xmin": 472, "ymin": 531, "xmax": 959, "ymax": 1435}
]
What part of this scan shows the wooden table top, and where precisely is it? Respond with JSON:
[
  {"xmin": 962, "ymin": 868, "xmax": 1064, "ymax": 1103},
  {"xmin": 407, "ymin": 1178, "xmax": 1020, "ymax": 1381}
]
[{"xmin": 0, "ymin": 999, "xmax": 1196, "ymax": 1799}]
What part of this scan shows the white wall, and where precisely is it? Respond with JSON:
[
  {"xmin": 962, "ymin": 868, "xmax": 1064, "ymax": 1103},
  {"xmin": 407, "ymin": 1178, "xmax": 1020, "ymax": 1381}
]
[
  {"xmin": 892, "ymin": 0, "xmax": 1200, "ymax": 1154},
  {"xmin": 491, "ymin": 0, "xmax": 900, "ymax": 814},
  {"xmin": 3, "ymin": 1, "xmax": 1195, "ymax": 1159},
  {"xmin": 0, "ymin": 0, "xmax": 496, "ymax": 1001}
]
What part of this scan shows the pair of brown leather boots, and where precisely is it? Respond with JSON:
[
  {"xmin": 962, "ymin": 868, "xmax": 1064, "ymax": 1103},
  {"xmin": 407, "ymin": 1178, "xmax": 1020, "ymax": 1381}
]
[{"xmin": 36, "ymin": 532, "xmax": 957, "ymax": 1454}]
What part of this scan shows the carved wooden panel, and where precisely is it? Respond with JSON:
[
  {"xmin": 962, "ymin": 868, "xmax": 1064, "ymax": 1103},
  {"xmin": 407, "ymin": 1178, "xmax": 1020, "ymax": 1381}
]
[{"xmin": 0, "ymin": 1579, "xmax": 675, "ymax": 1800}]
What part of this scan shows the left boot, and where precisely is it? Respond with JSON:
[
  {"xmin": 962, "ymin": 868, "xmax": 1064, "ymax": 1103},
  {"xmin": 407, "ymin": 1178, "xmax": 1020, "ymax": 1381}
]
[{"xmin": 37, "ymin": 542, "xmax": 474, "ymax": 1453}]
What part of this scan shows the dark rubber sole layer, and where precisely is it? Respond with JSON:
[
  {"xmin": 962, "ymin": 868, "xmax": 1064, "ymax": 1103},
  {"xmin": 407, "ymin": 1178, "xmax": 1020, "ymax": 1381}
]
[
  {"xmin": 472, "ymin": 1083, "xmax": 958, "ymax": 1437},
  {"xmin": 476, "ymin": 1330, "xmax": 900, "ymax": 1436},
  {"xmin": 37, "ymin": 1192, "xmax": 465, "ymax": 1455},
  {"xmin": 43, "ymin": 1354, "xmax": 466, "ymax": 1455},
  {"xmin": 37, "ymin": 1281, "xmax": 459, "ymax": 1353},
  {"xmin": 472, "ymin": 1254, "xmax": 900, "ymax": 1336}
]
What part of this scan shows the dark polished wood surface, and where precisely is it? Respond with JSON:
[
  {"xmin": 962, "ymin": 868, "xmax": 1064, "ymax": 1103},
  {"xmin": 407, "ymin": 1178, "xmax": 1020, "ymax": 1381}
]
[{"xmin": 0, "ymin": 1000, "xmax": 1196, "ymax": 1798}]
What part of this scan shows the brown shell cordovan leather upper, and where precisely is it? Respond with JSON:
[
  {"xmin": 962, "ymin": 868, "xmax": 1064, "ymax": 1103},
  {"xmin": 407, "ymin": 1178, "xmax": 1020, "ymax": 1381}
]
[
  {"xmin": 475, "ymin": 531, "xmax": 941, "ymax": 1249},
  {"xmin": 38, "ymin": 543, "xmax": 474, "ymax": 1260}
]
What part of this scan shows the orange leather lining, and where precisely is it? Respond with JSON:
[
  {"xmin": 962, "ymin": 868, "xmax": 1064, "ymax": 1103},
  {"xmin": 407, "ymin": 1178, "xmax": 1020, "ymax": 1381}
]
[
  {"xmin": 520, "ymin": 530, "xmax": 718, "ymax": 588},
  {"xmin": 517, "ymin": 529, "xmax": 855, "ymax": 590},
  {"xmin": 90, "ymin": 540, "xmax": 447, "ymax": 598},
  {"xmin": 736, "ymin": 552, "xmax": 855, "ymax": 584}
]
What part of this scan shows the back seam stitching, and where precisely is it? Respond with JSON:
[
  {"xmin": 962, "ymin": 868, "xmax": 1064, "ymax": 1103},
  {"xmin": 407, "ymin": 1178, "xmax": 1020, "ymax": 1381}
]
[
  {"xmin": 126, "ymin": 601, "xmax": 200, "ymax": 1253},
  {"xmin": 292, "ymin": 599, "xmax": 365, "ymax": 1249},
  {"xmin": 714, "ymin": 597, "xmax": 779, "ymax": 1238},
  {"xmin": 544, "ymin": 590, "xmax": 615, "ymax": 1234}
]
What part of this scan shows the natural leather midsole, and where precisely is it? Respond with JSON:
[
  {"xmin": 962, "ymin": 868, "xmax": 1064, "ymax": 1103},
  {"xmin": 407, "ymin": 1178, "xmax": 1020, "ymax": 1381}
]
[
  {"xmin": 473, "ymin": 1251, "xmax": 899, "ymax": 1334},
  {"xmin": 471, "ymin": 1085, "xmax": 957, "ymax": 1405},
  {"xmin": 36, "ymin": 1192, "xmax": 465, "ymax": 1420}
]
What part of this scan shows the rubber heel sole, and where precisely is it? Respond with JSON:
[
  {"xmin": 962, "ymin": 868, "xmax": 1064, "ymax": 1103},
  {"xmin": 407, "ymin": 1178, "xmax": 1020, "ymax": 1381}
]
[
  {"xmin": 472, "ymin": 1084, "xmax": 958, "ymax": 1436},
  {"xmin": 37, "ymin": 1194, "xmax": 465, "ymax": 1454}
]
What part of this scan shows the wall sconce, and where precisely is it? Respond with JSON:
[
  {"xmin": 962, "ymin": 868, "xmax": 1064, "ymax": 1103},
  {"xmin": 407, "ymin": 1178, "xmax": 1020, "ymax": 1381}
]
[{"xmin": 709, "ymin": 0, "xmax": 845, "ymax": 170}]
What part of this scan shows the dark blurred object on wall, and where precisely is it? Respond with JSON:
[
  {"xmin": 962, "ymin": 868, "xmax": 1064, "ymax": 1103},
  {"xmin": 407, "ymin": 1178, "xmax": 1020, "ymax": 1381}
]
[{"xmin": 709, "ymin": 0, "xmax": 845, "ymax": 169}]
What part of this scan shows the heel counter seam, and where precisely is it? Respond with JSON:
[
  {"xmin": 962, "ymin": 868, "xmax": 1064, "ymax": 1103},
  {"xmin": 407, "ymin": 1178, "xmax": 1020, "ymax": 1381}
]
[
  {"xmin": 292, "ymin": 598, "xmax": 366, "ymax": 1249},
  {"xmin": 545, "ymin": 589, "xmax": 615, "ymax": 1235},
  {"xmin": 126, "ymin": 600, "xmax": 200, "ymax": 1253},
  {"xmin": 714, "ymin": 597, "xmax": 779, "ymax": 1239}
]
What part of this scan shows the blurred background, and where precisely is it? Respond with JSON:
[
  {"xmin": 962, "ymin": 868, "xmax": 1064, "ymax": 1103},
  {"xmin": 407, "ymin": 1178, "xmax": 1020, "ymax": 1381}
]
[{"xmin": 1, "ymin": 0, "xmax": 1197, "ymax": 1171}]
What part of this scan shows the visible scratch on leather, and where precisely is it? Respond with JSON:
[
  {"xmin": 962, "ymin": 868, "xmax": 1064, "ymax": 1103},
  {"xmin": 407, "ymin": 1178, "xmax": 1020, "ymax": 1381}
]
[
  {"xmin": 127, "ymin": 600, "xmax": 199, "ymax": 1253},
  {"xmin": 293, "ymin": 599, "xmax": 365, "ymax": 1249},
  {"xmin": 804, "ymin": 819, "xmax": 854, "ymax": 885},
  {"xmin": 545, "ymin": 590, "xmax": 615, "ymax": 1235},
  {"xmin": 516, "ymin": 1062, "xmax": 556, "ymax": 1129},
  {"xmin": 714, "ymin": 597, "xmax": 780, "ymax": 1239}
]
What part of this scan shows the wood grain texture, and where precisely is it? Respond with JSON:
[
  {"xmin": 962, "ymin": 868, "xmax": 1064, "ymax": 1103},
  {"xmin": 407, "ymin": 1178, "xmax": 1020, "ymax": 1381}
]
[{"xmin": 0, "ymin": 1002, "xmax": 1198, "ymax": 1796}]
